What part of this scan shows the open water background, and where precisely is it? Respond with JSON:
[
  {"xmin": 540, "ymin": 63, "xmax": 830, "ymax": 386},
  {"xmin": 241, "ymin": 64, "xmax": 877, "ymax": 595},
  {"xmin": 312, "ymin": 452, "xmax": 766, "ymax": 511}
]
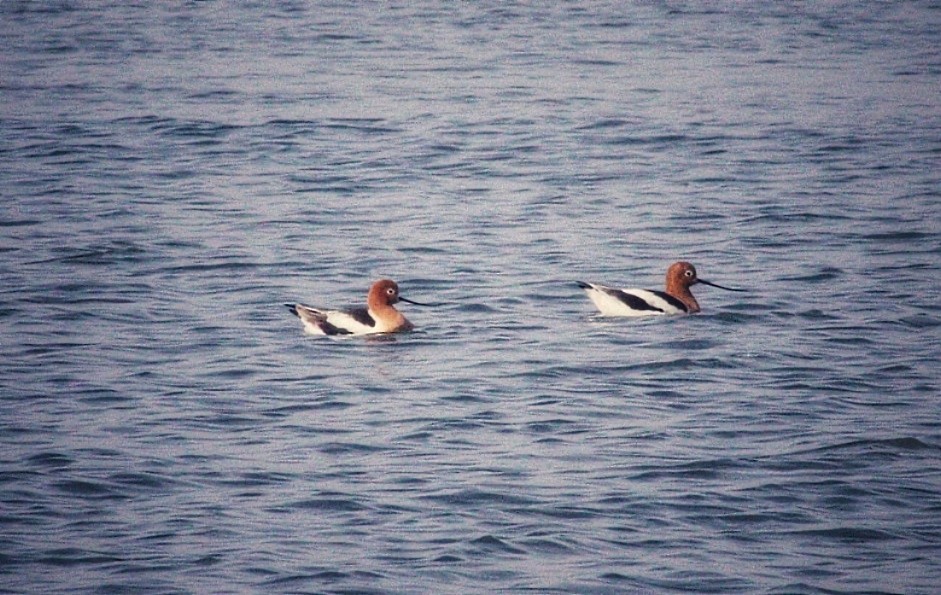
[{"xmin": 2, "ymin": 2, "xmax": 940, "ymax": 593}]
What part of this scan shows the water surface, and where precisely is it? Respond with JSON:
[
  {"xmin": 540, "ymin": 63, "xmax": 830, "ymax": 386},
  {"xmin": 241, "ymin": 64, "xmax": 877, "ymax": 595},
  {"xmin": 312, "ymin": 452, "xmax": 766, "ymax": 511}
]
[{"xmin": 2, "ymin": 2, "xmax": 940, "ymax": 593}]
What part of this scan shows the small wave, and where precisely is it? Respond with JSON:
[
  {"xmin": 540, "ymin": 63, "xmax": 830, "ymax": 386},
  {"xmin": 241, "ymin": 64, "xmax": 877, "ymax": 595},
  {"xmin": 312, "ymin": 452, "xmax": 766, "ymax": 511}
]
[{"xmin": 791, "ymin": 526, "xmax": 899, "ymax": 543}]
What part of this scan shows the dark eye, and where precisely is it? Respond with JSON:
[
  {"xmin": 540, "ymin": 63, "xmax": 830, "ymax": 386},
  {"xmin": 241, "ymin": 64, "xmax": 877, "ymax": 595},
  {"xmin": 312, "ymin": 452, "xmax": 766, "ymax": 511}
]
[
  {"xmin": 685, "ymin": 270, "xmax": 694, "ymax": 277},
  {"xmin": 387, "ymin": 288, "xmax": 396, "ymax": 295}
]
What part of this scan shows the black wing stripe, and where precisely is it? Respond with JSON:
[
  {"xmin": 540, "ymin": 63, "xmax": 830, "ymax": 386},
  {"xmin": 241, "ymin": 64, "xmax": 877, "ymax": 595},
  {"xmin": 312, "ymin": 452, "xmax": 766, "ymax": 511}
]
[
  {"xmin": 604, "ymin": 288, "xmax": 664, "ymax": 312},
  {"xmin": 318, "ymin": 320, "xmax": 354, "ymax": 336},
  {"xmin": 652, "ymin": 290, "xmax": 689, "ymax": 312},
  {"xmin": 345, "ymin": 307, "xmax": 376, "ymax": 327}
]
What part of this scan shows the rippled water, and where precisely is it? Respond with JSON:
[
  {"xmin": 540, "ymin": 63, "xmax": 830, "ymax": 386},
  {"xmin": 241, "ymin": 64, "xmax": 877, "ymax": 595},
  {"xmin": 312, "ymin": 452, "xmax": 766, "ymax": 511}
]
[{"xmin": 2, "ymin": 2, "xmax": 940, "ymax": 593}]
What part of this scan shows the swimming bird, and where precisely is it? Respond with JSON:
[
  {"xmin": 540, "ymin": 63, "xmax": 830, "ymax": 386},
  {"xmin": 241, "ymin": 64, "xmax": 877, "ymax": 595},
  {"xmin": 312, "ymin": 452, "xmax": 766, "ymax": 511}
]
[
  {"xmin": 286, "ymin": 279, "xmax": 427, "ymax": 335},
  {"xmin": 577, "ymin": 261, "xmax": 744, "ymax": 316}
]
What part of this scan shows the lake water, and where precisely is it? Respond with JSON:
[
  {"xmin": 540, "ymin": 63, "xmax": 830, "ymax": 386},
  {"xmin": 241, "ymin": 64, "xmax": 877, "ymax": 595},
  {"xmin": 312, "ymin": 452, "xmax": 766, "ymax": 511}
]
[{"xmin": 2, "ymin": 2, "xmax": 940, "ymax": 593}]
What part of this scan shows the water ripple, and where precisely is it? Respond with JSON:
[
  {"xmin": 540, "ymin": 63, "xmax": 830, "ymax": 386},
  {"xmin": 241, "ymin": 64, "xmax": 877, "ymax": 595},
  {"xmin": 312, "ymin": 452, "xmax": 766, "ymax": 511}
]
[{"xmin": 2, "ymin": 1, "xmax": 939, "ymax": 593}]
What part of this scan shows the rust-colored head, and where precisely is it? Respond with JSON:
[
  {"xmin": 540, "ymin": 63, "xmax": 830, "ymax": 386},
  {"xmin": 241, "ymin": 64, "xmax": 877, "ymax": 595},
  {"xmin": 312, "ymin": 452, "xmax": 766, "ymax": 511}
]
[
  {"xmin": 367, "ymin": 279, "xmax": 402, "ymax": 309},
  {"xmin": 665, "ymin": 261, "xmax": 701, "ymax": 313},
  {"xmin": 664, "ymin": 261, "xmax": 745, "ymax": 313}
]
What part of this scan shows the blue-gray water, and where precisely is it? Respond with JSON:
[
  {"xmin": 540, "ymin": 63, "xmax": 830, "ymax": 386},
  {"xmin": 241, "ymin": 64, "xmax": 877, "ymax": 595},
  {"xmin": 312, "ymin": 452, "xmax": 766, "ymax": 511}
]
[{"xmin": 2, "ymin": 2, "xmax": 940, "ymax": 593}]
